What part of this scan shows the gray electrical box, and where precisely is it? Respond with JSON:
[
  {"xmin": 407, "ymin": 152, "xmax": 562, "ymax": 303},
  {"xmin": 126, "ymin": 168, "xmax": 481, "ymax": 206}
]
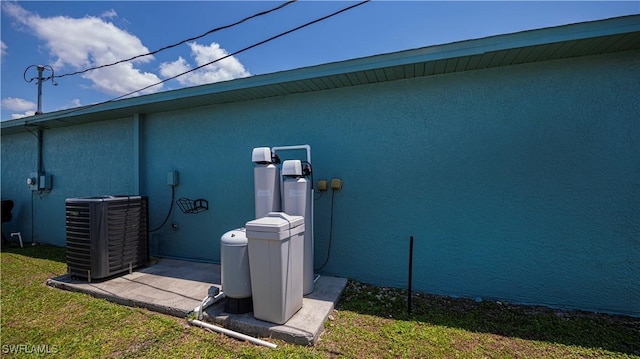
[
  {"xmin": 167, "ymin": 171, "xmax": 179, "ymax": 186},
  {"xmin": 39, "ymin": 173, "xmax": 52, "ymax": 190},
  {"xmin": 27, "ymin": 171, "xmax": 53, "ymax": 191}
]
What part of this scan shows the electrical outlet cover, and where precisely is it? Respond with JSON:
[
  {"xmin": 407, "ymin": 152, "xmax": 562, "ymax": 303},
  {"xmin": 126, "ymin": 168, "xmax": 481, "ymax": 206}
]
[
  {"xmin": 318, "ymin": 179, "xmax": 328, "ymax": 191},
  {"xmin": 330, "ymin": 178, "xmax": 343, "ymax": 190}
]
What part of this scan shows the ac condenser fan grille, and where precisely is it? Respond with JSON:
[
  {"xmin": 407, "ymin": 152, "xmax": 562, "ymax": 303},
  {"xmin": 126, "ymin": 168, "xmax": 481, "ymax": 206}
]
[{"xmin": 65, "ymin": 196, "xmax": 149, "ymax": 281}]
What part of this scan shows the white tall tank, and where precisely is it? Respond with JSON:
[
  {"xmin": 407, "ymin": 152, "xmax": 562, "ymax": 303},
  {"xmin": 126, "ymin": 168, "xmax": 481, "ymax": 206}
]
[
  {"xmin": 220, "ymin": 147, "xmax": 282, "ymax": 303},
  {"xmin": 283, "ymin": 175, "xmax": 314, "ymax": 295},
  {"xmin": 254, "ymin": 164, "xmax": 281, "ymax": 219}
]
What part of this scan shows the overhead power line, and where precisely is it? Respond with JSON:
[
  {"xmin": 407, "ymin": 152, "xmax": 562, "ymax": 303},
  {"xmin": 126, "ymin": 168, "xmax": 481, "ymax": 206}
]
[
  {"xmin": 26, "ymin": 0, "xmax": 370, "ymax": 123},
  {"xmin": 109, "ymin": 0, "xmax": 371, "ymax": 102},
  {"xmin": 53, "ymin": 0, "xmax": 297, "ymax": 79}
]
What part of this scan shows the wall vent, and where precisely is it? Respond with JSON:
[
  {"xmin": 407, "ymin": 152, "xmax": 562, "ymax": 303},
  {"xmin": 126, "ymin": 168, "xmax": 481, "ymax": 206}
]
[{"xmin": 65, "ymin": 196, "xmax": 149, "ymax": 281}]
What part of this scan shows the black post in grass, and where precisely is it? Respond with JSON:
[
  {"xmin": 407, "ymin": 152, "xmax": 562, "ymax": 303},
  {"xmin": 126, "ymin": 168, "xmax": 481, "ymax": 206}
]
[{"xmin": 407, "ymin": 235, "xmax": 414, "ymax": 316}]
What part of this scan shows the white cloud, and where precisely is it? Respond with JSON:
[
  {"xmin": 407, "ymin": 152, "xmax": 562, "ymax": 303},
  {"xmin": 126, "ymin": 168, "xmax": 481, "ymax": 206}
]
[
  {"xmin": 85, "ymin": 63, "xmax": 161, "ymax": 96},
  {"xmin": 67, "ymin": 98, "xmax": 82, "ymax": 108},
  {"xmin": 2, "ymin": 97, "xmax": 36, "ymax": 112},
  {"xmin": 2, "ymin": 97, "xmax": 37, "ymax": 119},
  {"xmin": 2, "ymin": 2, "xmax": 30, "ymax": 22},
  {"xmin": 0, "ymin": 41, "xmax": 6, "ymax": 56},
  {"xmin": 2, "ymin": 2, "xmax": 162, "ymax": 96},
  {"xmin": 3, "ymin": 97, "xmax": 82, "ymax": 120},
  {"xmin": 11, "ymin": 111, "xmax": 36, "ymax": 119},
  {"xmin": 100, "ymin": 9, "xmax": 117, "ymax": 19},
  {"xmin": 2, "ymin": 3, "xmax": 251, "ymax": 101},
  {"xmin": 159, "ymin": 42, "xmax": 249, "ymax": 86},
  {"xmin": 159, "ymin": 56, "xmax": 191, "ymax": 78}
]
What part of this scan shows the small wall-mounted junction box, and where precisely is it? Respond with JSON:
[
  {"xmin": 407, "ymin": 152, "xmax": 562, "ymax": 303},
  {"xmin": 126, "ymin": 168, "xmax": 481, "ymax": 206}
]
[
  {"xmin": 27, "ymin": 172, "xmax": 52, "ymax": 191},
  {"xmin": 167, "ymin": 171, "xmax": 179, "ymax": 186}
]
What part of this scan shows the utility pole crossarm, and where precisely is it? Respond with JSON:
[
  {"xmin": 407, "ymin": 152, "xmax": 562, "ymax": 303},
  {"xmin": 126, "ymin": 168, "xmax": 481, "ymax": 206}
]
[{"xmin": 23, "ymin": 64, "xmax": 58, "ymax": 115}]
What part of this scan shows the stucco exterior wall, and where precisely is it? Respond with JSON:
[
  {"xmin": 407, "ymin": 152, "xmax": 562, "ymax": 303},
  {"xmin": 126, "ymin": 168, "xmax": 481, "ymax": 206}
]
[
  {"xmin": 2, "ymin": 50, "xmax": 638, "ymax": 316},
  {"xmin": 1, "ymin": 118, "xmax": 134, "ymax": 244}
]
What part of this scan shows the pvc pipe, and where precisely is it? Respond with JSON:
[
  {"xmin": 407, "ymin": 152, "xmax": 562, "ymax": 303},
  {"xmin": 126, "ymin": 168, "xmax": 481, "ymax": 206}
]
[
  {"xmin": 188, "ymin": 319, "xmax": 277, "ymax": 349},
  {"xmin": 10, "ymin": 232, "xmax": 23, "ymax": 248},
  {"xmin": 271, "ymin": 144, "xmax": 311, "ymax": 164},
  {"xmin": 194, "ymin": 291, "xmax": 225, "ymax": 320}
]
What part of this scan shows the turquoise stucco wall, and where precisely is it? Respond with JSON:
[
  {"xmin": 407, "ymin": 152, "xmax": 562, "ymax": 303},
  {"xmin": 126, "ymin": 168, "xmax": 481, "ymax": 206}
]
[
  {"xmin": 2, "ymin": 50, "xmax": 638, "ymax": 316},
  {"xmin": 1, "ymin": 118, "xmax": 135, "ymax": 245}
]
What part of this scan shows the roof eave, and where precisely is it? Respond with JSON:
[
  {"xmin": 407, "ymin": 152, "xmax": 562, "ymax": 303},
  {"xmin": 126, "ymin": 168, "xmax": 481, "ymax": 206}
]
[{"xmin": 2, "ymin": 15, "xmax": 639, "ymax": 135}]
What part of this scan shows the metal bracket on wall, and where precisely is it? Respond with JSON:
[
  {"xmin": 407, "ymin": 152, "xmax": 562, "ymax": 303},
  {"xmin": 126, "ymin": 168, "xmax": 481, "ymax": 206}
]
[{"xmin": 176, "ymin": 198, "xmax": 208, "ymax": 214}]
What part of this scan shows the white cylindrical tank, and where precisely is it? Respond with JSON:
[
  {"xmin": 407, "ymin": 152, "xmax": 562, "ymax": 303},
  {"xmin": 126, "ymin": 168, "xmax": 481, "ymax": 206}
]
[
  {"xmin": 282, "ymin": 160, "xmax": 314, "ymax": 295},
  {"xmin": 220, "ymin": 228, "xmax": 251, "ymax": 299},
  {"xmin": 254, "ymin": 164, "xmax": 280, "ymax": 218},
  {"xmin": 252, "ymin": 147, "xmax": 281, "ymax": 219}
]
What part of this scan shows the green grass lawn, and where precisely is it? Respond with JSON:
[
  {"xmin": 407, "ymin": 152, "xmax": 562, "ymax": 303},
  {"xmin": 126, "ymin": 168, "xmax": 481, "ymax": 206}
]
[{"xmin": 1, "ymin": 244, "xmax": 638, "ymax": 358}]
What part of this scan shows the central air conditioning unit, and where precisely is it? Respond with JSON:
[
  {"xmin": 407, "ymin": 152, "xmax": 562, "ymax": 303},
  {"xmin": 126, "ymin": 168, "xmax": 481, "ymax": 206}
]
[{"xmin": 65, "ymin": 195, "xmax": 149, "ymax": 281}]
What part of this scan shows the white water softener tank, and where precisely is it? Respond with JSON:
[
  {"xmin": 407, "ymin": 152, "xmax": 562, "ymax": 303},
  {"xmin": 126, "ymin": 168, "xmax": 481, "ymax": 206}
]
[
  {"xmin": 220, "ymin": 228, "xmax": 252, "ymax": 313},
  {"xmin": 252, "ymin": 147, "xmax": 281, "ymax": 219},
  {"xmin": 282, "ymin": 160, "xmax": 314, "ymax": 295},
  {"xmin": 246, "ymin": 212, "xmax": 305, "ymax": 324},
  {"xmin": 219, "ymin": 147, "xmax": 282, "ymax": 314}
]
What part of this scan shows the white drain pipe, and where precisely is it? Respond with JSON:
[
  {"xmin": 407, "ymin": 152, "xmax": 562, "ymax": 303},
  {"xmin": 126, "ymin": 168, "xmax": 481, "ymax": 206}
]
[
  {"xmin": 10, "ymin": 232, "xmax": 23, "ymax": 248},
  {"xmin": 188, "ymin": 319, "xmax": 277, "ymax": 349},
  {"xmin": 190, "ymin": 287, "xmax": 276, "ymax": 348},
  {"xmin": 194, "ymin": 291, "xmax": 225, "ymax": 320}
]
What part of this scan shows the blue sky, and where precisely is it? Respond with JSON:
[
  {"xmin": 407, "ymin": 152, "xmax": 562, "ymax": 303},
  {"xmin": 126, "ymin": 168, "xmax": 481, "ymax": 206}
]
[{"xmin": 1, "ymin": 1, "xmax": 638, "ymax": 121}]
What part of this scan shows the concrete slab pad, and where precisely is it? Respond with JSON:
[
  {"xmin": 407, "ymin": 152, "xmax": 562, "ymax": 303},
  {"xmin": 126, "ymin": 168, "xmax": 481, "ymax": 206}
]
[{"xmin": 46, "ymin": 258, "xmax": 347, "ymax": 346}]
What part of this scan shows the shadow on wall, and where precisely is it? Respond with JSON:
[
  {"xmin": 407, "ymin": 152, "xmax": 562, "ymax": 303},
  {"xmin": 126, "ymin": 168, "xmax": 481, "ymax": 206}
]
[{"xmin": 337, "ymin": 280, "xmax": 640, "ymax": 356}]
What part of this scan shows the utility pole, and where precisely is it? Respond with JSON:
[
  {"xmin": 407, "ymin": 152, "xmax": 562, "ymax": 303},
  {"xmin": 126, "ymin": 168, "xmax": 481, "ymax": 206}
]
[{"xmin": 24, "ymin": 64, "xmax": 57, "ymax": 115}]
